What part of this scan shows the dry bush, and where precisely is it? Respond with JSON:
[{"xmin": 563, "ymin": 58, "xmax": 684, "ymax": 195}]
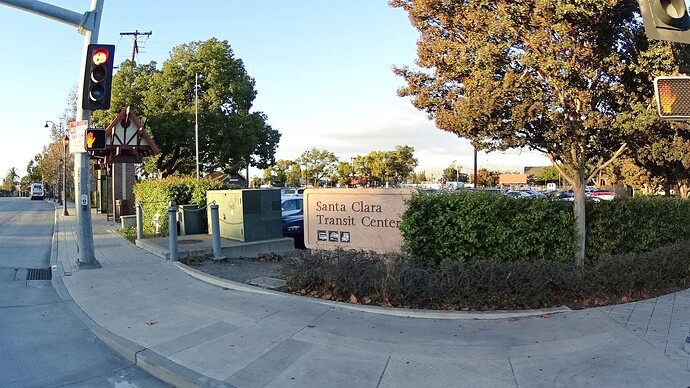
[{"xmin": 281, "ymin": 240, "xmax": 690, "ymax": 310}]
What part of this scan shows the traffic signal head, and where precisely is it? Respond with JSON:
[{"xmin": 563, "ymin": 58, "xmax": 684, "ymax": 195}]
[
  {"xmin": 84, "ymin": 128, "xmax": 107, "ymax": 151},
  {"xmin": 82, "ymin": 44, "xmax": 115, "ymax": 111},
  {"xmin": 639, "ymin": 0, "xmax": 690, "ymax": 43},
  {"xmin": 654, "ymin": 76, "xmax": 690, "ymax": 119}
]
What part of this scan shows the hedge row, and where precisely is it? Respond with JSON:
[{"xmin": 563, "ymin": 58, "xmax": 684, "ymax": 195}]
[
  {"xmin": 281, "ymin": 240, "xmax": 690, "ymax": 310},
  {"xmin": 133, "ymin": 176, "xmax": 226, "ymax": 237},
  {"xmin": 401, "ymin": 191, "xmax": 690, "ymax": 264}
]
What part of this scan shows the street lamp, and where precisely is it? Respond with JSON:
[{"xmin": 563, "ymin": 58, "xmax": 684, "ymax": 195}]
[
  {"xmin": 61, "ymin": 135, "xmax": 70, "ymax": 216},
  {"xmin": 45, "ymin": 121, "xmax": 69, "ymax": 216},
  {"xmin": 58, "ymin": 159, "xmax": 63, "ymax": 205}
]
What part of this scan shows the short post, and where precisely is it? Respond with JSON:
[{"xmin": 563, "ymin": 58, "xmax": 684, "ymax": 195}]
[
  {"xmin": 168, "ymin": 202, "xmax": 179, "ymax": 261},
  {"xmin": 135, "ymin": 202, "xmax": 143, "ymax": 240},
  {"xmin": 210, "ymin": 203, "xmax": 223, "ymax": 260}
]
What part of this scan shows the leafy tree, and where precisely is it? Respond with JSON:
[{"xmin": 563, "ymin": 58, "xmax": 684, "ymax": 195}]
[
  {"xmin": 264, "ymin": 159, "xmax": 298, "ymax": 187},
  {"xmin": 92, "ymin": 39, "xmax": 280, "ymax": 177},
  {"xmin": 2, "ymin": 168, "xmax": 18, "ymax": 192},
  {"xmin": 533, "ymin": 165, "xmax": 560, "ymax": 184},
  {"xmin": 363, "ymin": 150, "xmax": 388, "ymax": 186},
  {"xmin": 388, "ymin": 145, "xmax": 418, "ymax": 184},
  {"xmin": 25, "ymin": 158, "xmax": 41, "ymax": 184},
  {"xmin": 620, "ymin": 124, "xmax": 690, "ymax": 198},
  {"xmin": 412, "ymin": 170, "xmax": 427, "ymax": 184},
  {"xmin": 334, "ymin": 161, "xmax": 355, "ymax": 187},
  {"xmin": 609, "ymin": 156, "xmax": 663, "ymax": 196},
  {"xmin": 355, "ymin": 146, "xmax": 418, "ymax": 187},
  {"xmin": 391, "ymin": 0, "xmax": 690, "ymax": 266},
  {"xmin": 471, "ymin": 168, "xmax": 499, "ymax": 187},
  {"xmin": 352, "ymin": 155, "xmax": 371, "ymax": 184},
  {"xmin": 296, "ymin": 149, "xmax": 338, "ymax": 187},
  {"xmin": 443, "ymin": 162, "xmax": 468, "ymax": 183}
]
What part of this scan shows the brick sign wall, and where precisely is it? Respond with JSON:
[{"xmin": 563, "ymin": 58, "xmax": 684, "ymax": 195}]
[{"xmin": 303, "ymin": 188, "xmax": 413, "ymax": 252}]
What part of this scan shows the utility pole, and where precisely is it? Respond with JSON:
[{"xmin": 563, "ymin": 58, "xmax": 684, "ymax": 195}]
[{"xmin": 119, "ymin": 30, "xmax": 151, "ymax": 63}]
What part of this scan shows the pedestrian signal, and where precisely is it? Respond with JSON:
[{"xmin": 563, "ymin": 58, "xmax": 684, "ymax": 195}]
[
  {"xmin": 84, "ymin": 128, "xmax": 106, "ymax": 151},
  {"xmin": 654, "ymin": 76, "xmax": 690, "ymax": 119}
]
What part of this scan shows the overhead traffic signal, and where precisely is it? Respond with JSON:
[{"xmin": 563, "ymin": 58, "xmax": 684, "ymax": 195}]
[
  {"xmin": 84, "ymin": 128, "xmax": 106, "ymax": 151},
  {"xmin": 654, "ymin": 76, "xmax": 690, "ymax": 119},
  {"xmin": 82, "ymin": 44, "xmax": 115, "ymax": 111},
  {"xmin": 639, "ymin": 0, "xmax": 690, "ymax": 44}
]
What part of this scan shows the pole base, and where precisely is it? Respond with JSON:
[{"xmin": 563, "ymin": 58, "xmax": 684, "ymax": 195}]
[
  {"xmin": 76, "ymin": 260, "xmax": 101, "ymax": 270},
  {"xmin": 62, "ymin": 209, "xmax": 69, "ymax": 216}
]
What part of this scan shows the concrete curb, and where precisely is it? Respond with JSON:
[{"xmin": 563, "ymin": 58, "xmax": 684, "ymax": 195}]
[
  {"xmin": 174, "ymin": 261, "xmax": 571, "ymax": 320},
  {"xmin": 50, "ymin": 209, "xmax": 233, "ymax": 388}
]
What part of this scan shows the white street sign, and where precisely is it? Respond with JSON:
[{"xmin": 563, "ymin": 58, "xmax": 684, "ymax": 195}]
[{"xmin": 68, "ymin": 120, "xmax": 89, "ymax": 153}]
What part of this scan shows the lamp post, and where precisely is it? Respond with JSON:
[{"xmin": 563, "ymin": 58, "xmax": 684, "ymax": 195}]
[
  {"xmin": 58, "ymin": 159, "xmax": 63, "ymax": 205},
  {"xmin": 45, "ymin": 121, "xmax": 69, "ymax": 216},
  {"xmin": 61, "ymin": 135, "xmax": 70, "ymax": 216}
]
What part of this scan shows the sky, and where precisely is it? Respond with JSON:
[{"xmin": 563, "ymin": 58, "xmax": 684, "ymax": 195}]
[{"xmin": 0, "ymin": 0, "xmax": 550, "ymax": 179}]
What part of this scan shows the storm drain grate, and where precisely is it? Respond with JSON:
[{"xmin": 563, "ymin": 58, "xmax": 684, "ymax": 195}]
[{"xmin": 26, "ymin": 268, "xmax": 52, "ymax": 281}]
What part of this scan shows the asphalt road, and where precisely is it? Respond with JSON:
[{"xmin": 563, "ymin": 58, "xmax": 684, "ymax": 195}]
[{"xmin": 0, "ymin": 197, "xmax": 169, "ymax": 387}]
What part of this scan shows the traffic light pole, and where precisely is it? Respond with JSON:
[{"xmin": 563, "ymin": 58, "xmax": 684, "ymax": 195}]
[
  {"xmin": 0, "ymin": 0, "xmax": 104, "ymax": 268},
  {"xmin": 73, "ymin": 0, "xmax": 103, "ymax": 268}
]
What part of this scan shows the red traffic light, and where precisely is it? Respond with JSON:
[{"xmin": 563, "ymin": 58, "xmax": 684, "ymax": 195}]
[
  {"xmin": 82, "ymin": 44, "xmax": 115, "ymax": 111},
  {"xmin": 91, "ymin": 48, "xmax": 110, "ymax": 65}
]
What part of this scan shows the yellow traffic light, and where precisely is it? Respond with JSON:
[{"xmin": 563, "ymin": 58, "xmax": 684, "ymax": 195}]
[{"xmin": 654, "ymin": 76, "xmax": 690, "ymax": 119}]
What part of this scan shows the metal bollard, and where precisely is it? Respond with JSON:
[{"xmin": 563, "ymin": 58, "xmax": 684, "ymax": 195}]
[
  {"xmin": 168, "ymin": 202, "xmax": 179, "ymax": 261},
  {"xmin": 135, "ymin": 202, "xmax": 144, "ymax": 240},
  {"xmin": 210, "ymin": 204, "xmax": 223, "ymax": 260}
]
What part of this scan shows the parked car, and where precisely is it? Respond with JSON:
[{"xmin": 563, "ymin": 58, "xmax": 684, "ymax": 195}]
[
  {"xmin": 554, "ymin": 191, "xmax": 574, "ymax": 201},
  {"xmin": 591, "ymin": 190, "xmax": 618, "ymax": 201},
  {"xmin": 505, "ymin": 190, "xmax": 533, "ymax": 198},
  {"xmin": 281, "ymin": 196, "xmax": 303, "ymax": 217},
  {"xmin": 281, "ymin": 188, "xmax": 304, "ymax": 196},
  {"xmin": 282, "ymin": 209, "xmax": 305, "ymax": 249},
  {"xmin": 519, "ymin": 188, "xmax": 545, "ymax": 198}
]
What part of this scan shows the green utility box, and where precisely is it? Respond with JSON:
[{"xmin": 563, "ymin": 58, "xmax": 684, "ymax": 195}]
[{"xmin": 206, "ymin": 189, "xmax": 282, "ymax": 242}]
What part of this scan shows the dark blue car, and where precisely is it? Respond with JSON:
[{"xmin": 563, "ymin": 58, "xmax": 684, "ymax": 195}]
[{"xmin": 282, "ymin": 209, "xmax": 305, "ymax": 249}]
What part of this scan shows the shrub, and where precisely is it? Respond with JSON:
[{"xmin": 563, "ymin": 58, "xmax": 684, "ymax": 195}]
[
  {"xmin": 586, "ymin": 196, "xmax": 690, "ymax": 260},
  {"xmin": 281, "ymin": 239, "xmax": 690, "ymax": 310},
  {"xmin": 400, "ymin": 190, "xmax": 575, "ymax": 264},
  {"xmin": 401, "ymin": 190, "xmax": 690, "ymax": 264},
  {"xmin": 133, "ymin": 176, "xmax": 226, "ymax": 237}
]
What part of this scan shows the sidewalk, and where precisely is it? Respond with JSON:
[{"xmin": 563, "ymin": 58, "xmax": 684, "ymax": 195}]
[{"xmin": 51, "ymin": 207, "xmax": 690, "ymax": 387}]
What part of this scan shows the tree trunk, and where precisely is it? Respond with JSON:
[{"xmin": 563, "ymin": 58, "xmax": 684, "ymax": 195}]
[{"xmin": 572, "ymin": 177, "xmax": 587, "ymax": 267}]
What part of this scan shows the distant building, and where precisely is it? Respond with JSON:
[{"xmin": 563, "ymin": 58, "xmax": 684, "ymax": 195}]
[
  {"xmin": 499, "ymin": 173, "xmax": 528, "ymax": 187},
  {"xmin": 208, "ymin": 171, "xmax": 247, "ymax": 188}
]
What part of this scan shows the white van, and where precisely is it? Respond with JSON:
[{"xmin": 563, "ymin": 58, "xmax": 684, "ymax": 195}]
[{"xmin": 30, "ymin": 183, "xmax": 44, "ymax": 200}]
